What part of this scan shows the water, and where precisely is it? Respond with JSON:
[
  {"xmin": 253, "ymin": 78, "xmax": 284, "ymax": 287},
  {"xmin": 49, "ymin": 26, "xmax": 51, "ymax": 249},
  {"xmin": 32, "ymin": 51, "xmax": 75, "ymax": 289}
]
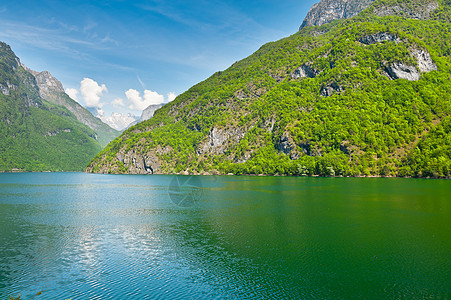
[{"xmin": 0, "ymin": 173, "xmax": 449, "ymax": 299}]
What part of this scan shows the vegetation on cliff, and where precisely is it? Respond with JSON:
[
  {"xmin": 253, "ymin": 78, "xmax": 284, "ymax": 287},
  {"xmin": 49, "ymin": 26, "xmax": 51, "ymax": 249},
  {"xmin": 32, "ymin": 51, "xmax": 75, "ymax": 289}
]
[
  {"xmin": 0, "ymin": 42, "xmax": 103, "ymax": 172},
  {"xmin": 87, "ymin": 0, "xmax": 451, "ymax": 178}
]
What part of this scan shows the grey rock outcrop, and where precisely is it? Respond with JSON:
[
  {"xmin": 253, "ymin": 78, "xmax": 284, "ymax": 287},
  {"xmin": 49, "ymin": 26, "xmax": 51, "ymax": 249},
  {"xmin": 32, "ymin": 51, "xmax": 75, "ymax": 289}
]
[
  {"xmin": 385, "ymin": 48, "xmax": 437, "ymax": 81},
  {"xmin": 386, "ymin": 63, "xmax": 421, "ymax": 81},
  {"xmin": 28, "ymin": 70, "xmax": 65, "ymax": 99},
  {"xmin": 0, "ymin": 81, "xmax": 17, "ymax": 96},
  {"xmin": 412, "ymin": 49, "xmax": 437, "ymax": 73},
  {"xmin": 116, "ymin": 148, "xmax": 161, "ymax": 174},
  {"xmin": 276, "ymin": 132, "xmax": 300, "ymax": 160},
  {"xmin": 359, "ymin": 32, "xmax": 400, "ymax": 45},
  {"xmin": 321, "ymin": 82, "xmax": 343, "ymax": 96},
  {"xmin": 198, "ymin": 127, "xmax": 245, "ymax": 155},
  {"xmin": 375, "ymin": 1, "xmax": 439, "ymax": 20},
  {"xmin": 300, "ymin": 0, "xmax": 375, "ymax": 29},
  {"xmin": 291, "ymin": 64, "xmax": 320, "ymax": 79}
]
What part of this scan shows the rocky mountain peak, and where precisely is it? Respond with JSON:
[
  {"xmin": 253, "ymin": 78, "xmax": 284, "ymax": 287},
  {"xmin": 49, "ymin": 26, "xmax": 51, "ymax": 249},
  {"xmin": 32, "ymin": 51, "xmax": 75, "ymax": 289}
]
[
  {"xmin": 300, "ymin": 0, "xmax": 375, "ymax": 29},
  {"xmin": 29, "ymin": 69, "xmax": 65, "ymax": 98}
]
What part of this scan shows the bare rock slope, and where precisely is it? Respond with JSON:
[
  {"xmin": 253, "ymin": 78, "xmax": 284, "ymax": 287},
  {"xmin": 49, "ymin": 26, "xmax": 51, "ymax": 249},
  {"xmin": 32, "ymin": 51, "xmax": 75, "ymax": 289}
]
[{"xmin": 300, "ymin": 0, "xmax": 375, "ymax": 29}]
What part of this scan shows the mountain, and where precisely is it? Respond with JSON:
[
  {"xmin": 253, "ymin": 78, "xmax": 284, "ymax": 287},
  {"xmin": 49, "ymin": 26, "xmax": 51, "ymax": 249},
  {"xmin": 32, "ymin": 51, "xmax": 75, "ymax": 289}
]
[
  {"xmin": 0, "ymin": 42, "xmax": 103, "ymax": 172},
  {"xmin": 98, "ymin": 111, "xmax": 139, "ymax": 131},
  {"xmin": 27, "ymin": 68, "xmax": 120, "ymax": 147},
  {"xmin": 86, "ymin": 0, "xmax": 451, "ymax": 178},
  {"xmin": 300, "ymin": 0, "xmax": 375, "ymax": 29},
  {"xmin": 126, "ymin": 103, "xmax": 164, "ymax": 129}
]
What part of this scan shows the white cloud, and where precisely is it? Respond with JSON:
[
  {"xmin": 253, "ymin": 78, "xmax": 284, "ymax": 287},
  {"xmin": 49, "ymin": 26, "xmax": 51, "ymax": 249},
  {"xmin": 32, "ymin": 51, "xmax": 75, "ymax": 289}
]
[
  {"xmin": 126, "ymin": 89, "xmax": 176, "ymax": 111},
  {"xmin": 125, "ymin": 89, "xmax": 143, "ymax": 110},
  {"xmin": 80, "ymin": 78, "xmax": 107, "ymax": 108},
  {"xmin": 126, "ymin": 88, "xmax": 164, "ymax": 111},
  {"xmin": 144, "ymin": 89, "xmax": 165, "ymax": 106},
  {"xmin": 65, "ymin": 88, "xmax": 79, "ymax": 102},
  {"xmin": 167, "ymin": 92, "xmax": 177, "ymax": 102},
  {"xmin": 112, "ymin": 97, "xmax": 125, "ymax": 108}
]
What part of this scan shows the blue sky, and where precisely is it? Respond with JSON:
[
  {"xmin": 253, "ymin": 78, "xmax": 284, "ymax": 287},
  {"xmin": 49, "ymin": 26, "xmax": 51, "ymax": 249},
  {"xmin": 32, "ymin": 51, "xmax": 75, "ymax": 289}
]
[{"xmin": 0, "ymin": 0, "xmax": 317, "ymax": 117}]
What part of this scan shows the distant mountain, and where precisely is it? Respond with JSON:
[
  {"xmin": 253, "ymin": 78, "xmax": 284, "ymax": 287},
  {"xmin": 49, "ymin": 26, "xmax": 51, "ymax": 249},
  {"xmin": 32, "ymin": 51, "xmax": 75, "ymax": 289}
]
[
  {"xmin": 140, "ymin": 103, "xmax": 164, "ymax": 122},
  {"xmin": 87, "ymin": 0, "xmax": 451, "ymax": 178},
  {"xmin": 126, "ymin": 103, "xmax": 164, "ymax": 129},
  {"xmin": 27, "ymin": 68, "xmax": 120, "ymax": 147},
  {"xmin": 98, "ymin": 112, "xmax": 138, "ymax": 131},
  {"xmin": 0, "ymin": 41, "xmax": 103, "ymax": 172}
]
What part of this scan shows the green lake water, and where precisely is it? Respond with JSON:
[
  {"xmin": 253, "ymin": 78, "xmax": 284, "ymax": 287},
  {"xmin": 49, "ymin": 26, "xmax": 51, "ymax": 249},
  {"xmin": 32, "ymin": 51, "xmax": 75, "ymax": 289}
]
[{"xmin": 0, "ymin": 173, "xmax": 449, "ymax": 299}]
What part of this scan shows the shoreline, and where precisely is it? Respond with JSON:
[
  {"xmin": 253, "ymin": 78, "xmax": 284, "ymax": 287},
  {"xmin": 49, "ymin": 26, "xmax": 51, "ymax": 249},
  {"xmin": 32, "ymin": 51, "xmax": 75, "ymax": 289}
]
[{"xmin": 2, "ymin": 170, "xmax": 449, "ymax": 180}]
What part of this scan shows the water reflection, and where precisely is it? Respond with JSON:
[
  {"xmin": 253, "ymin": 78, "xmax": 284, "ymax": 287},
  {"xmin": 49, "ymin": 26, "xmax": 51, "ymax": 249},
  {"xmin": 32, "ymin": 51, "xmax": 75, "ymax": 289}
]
[{"xmin": 0, "ymin": 174, "xmax": 449, "ymax": 298}]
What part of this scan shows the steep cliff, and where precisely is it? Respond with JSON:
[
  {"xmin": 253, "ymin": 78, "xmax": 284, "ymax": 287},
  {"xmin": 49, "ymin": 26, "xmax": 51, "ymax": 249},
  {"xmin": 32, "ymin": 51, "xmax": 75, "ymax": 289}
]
[{"xmin": 87, "ymin": 0, "xmax": 451, "ymax": 178}]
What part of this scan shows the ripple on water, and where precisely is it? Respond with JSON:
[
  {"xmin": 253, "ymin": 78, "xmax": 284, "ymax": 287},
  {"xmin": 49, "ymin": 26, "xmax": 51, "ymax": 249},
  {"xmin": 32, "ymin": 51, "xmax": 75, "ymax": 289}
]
[{"xmin": 1, "ymin": 174, "xmax": 450, "ymax": 299}]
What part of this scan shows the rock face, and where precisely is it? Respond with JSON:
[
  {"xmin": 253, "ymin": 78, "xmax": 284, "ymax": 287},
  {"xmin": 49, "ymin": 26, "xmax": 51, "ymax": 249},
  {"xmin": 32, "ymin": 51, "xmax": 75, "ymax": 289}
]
[
  {"xmin": 300, "ymin": 0, "xmax": 375, "ymax": 29},
  {"xmin": 320, "ymin": 82, "xmax": 343, "ymax": 96},
  {"xmin": 359, "ymin": 32, "xmax": 400, "ymax": 45},
  {"xmin": 384, "ymin": 47, "xmax": 438, "ymax": 81},
  {"xmin": 28, "ymin": 70, "xmax": 65, "ymax": 99},
  {"xmin": 0, "ymin": 80, "xmax": 17, "ymax": 96},
  {"xmin": 375, "ymin": 1, "xmax": 439, "ymax": 20},
  {"xmin": 198, "ymin": 127, "xmax": 245, "ymax": 155},
  {"xmin": 291, "ymin": 64, "xmax": 320, "ymax": 79},
  {"xmin": 412, "ymin": 48, "xmax": 437, "ymax": 73},
  {"xmin": 386, "ymin": 63, "xmax": 421, "ymax": 81},
  {"xmin": 116, "ymin": 148, "xmax": 160, "ymax": 174},
  {"xmin": 85, "ymin": 143, "xmax": 163, "ymax": 174},
  {"xmin": 276, "ymin": 132, "xmax": 300, "ymax": 160}
]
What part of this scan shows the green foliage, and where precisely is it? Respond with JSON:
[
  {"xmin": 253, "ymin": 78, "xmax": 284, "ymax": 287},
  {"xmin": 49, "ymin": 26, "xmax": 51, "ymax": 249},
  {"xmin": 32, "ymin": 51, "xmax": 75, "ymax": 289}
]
[
  {"xmin": 41, "ymin": 90, "xmax": 120, "ymax": 147},
  {"xmin": 88, "ymin": 0, "xmax": 451, "ymax": 178},
  {"xmin": 0, "ymin": 42, "xmax": 103, "ymax": 172}
]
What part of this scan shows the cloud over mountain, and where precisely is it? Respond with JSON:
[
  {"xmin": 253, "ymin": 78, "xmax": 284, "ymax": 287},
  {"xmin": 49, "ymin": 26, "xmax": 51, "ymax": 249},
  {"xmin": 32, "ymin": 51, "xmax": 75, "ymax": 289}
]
[
  {"xmin": 126, "ymin": 89, "xmax": 173, "ymax": 111},
  {"xmin": 80, "ymin": 78, "xmax": 108, "ymax": 108}
]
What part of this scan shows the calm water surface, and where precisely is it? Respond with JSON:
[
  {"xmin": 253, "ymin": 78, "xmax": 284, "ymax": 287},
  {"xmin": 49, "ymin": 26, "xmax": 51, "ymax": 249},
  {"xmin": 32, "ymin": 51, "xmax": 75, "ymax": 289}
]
[{"xmin": 0, "ymin": 173, "xmax": 449, "ymax": 299}]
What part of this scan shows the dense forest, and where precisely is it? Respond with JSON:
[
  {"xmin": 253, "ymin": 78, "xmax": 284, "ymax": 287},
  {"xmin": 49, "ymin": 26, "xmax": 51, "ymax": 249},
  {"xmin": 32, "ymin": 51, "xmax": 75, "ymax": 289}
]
[{"xmin": 87, "ymin": 0, "xmax": 451, "ymax": 178}]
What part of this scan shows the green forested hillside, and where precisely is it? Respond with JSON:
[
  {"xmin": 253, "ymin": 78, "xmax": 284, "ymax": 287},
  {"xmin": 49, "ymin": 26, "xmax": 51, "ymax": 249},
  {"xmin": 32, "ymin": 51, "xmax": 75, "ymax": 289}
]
[
  {"xmin": 0, "ymin": 42, "xmax": 103, "ymax": 171},
  {"xmin": 87, "ymin": 0, "xmax": 451, "ymax": 178}
]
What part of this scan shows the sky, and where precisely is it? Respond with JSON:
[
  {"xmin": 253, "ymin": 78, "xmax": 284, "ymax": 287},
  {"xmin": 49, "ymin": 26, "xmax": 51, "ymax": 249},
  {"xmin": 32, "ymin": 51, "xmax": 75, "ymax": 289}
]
[{"xmin": 0, "ymin": 0, "xmax": 318, "ymax": 121}]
